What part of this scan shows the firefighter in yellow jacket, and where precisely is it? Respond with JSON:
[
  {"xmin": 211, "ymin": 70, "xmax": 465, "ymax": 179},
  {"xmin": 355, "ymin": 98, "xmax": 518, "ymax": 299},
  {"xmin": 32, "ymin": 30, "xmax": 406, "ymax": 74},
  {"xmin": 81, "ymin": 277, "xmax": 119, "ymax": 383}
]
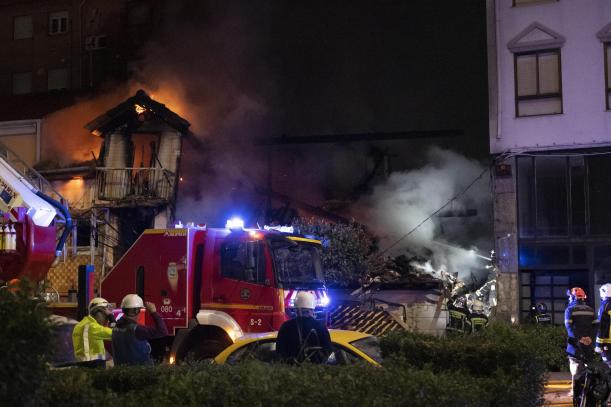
[{"xmin": 72, "ymin": 297, "xmax": 115, "ymax": 368}]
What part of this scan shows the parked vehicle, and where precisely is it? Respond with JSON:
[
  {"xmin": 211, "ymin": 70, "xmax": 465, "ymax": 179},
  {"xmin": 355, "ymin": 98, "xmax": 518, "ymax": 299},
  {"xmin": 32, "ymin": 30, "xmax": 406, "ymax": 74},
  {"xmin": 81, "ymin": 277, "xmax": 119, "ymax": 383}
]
[{"xmin": 213, "ymin": 329, "xmax": 382, "ymax": 366}]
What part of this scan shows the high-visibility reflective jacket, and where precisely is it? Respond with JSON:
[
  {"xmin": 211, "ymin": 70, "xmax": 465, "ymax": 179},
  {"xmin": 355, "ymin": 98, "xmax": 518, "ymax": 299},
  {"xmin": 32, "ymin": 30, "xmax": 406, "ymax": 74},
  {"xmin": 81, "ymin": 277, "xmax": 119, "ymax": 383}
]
[
  {"xmin": 72, "ymin": 315, "xmax": 112, "ymax": 362},
  {"xmin": 596, "ymin": 299, "xmax": 611, "ymax": 348}
]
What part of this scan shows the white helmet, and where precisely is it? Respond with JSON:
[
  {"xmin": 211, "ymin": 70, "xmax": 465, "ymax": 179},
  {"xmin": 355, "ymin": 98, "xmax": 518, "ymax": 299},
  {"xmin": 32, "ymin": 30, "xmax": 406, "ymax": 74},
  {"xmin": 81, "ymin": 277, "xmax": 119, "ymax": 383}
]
[
  {"xmin": 89, "ymin": 297, "xmax": 110, "ymax": 314},
  {"xmin": 121, "ymin": 294, "xmax": 144, "ymax": 309},
  {"xmin": 601, "ymin": 284, "xmax": 611, "ymax": 299},
  {"xmin": 294, "ymin": 291, "xmax": 316, "ymax": 310}
]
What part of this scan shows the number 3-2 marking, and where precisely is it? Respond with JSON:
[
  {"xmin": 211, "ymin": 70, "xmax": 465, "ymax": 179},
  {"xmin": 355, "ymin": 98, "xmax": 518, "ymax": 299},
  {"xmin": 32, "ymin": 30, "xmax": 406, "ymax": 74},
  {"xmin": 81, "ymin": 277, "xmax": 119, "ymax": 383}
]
[{"xmin": 249, "ymin": 318, "xmax": 262, "ymax": 326}]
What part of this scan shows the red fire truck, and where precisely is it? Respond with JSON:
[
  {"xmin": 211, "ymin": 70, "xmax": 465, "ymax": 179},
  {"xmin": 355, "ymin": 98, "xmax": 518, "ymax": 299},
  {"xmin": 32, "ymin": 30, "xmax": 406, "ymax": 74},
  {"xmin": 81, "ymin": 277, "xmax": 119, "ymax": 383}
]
[{"xmin": 100, "ymin": 219, "xmax": 329, "ymax": 361}]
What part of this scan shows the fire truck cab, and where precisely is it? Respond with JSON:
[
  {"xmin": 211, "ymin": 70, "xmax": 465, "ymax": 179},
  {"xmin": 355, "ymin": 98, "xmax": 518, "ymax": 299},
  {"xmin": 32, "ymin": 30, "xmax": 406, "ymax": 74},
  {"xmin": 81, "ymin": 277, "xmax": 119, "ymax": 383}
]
[{"xmin": 101, "ymin": 219, "xmax": 329, "ymax": 361}]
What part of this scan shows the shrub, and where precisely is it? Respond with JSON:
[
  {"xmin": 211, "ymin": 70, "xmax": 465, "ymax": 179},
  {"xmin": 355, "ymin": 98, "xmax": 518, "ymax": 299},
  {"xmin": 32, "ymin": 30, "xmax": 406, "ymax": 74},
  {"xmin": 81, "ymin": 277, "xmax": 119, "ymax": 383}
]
[
  {"xmin": 40, "ymin": 363, "xmax": 503, "ymax": 407},
  {"xmin": 380, "ymin": 322, "xmax": 547, "ymax": 406},
  {"xmin": 0, "ymin": 280, "xmax": 53, "ymax": 407}
]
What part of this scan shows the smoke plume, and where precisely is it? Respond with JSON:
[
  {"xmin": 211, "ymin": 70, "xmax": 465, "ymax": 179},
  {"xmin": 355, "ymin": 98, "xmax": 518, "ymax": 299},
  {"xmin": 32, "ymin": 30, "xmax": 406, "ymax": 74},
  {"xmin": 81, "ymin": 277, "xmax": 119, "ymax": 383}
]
[{"xmin": 358, "ymin": 147, "xmax": 492, "ymax": 280}]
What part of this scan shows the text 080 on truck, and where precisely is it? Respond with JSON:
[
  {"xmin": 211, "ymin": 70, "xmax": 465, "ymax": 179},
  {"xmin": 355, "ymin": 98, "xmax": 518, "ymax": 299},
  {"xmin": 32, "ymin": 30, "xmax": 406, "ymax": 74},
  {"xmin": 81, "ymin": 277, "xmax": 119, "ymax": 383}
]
[{"xmin": 101, "ymin": 219, "xmax": 330, "ymax": 362}]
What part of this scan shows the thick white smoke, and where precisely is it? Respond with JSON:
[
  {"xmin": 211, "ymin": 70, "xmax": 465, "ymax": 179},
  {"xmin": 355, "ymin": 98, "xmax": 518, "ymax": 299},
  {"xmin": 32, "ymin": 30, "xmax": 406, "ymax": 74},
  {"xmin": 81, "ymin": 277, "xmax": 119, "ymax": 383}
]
[{"xmin": 359, "ymin": 147, "xmax": 492, "ymax": 281}]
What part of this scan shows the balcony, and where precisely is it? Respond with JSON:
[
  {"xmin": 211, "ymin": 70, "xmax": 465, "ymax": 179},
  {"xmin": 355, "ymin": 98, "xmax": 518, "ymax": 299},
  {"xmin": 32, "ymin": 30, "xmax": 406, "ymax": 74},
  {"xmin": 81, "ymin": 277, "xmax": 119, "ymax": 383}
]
[{"xmin": 95, "ymin": 167, "xmax": 176, "ymax": 207}]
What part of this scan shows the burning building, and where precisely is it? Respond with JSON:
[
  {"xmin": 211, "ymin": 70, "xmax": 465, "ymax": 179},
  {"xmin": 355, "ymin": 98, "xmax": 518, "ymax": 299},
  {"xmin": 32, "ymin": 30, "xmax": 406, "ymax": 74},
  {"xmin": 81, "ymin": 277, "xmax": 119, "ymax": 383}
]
[{"xmin": 9, "ymin": 89, "xmax": 190, "ymax": 297}]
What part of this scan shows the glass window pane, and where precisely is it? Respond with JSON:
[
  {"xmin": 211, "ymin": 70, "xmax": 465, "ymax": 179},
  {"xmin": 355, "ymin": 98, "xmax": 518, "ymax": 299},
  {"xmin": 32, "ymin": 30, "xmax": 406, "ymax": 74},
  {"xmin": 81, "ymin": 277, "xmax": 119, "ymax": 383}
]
[
  {"xmin": 521, "ymin": 299, "xmax": 532, "ymax": 309},
  {"xmin": 572, "ymin": 246, "xmax": 586, "ymax": 265},
  {"xmin": 588, "ymin": 155, "xmax": 611, "ymax": 234},
  {"xmin": 553, "ymin": 275, "xmax": 569, "ymax": 285},
  {"xmin": 48, "ymin": 68, "xmax": 69, "ymax": 90},
  {"xmin": 536, "ymin": 156, "xmax": 568, "ymax": 235},
  {"xmin": 521, "ymin": 285, "xmax": 531, "ymax": 297},
  {"xmin": 535, "ymin": 275, "xmax": 551, "ymax": 284},
  {"xmin": 520, "ymin": 271, "xmax": 531, "ymax": 284},
  {"xmin": 519, "ymin": 245, "xmax": 537, "ymax": 267},
  {"xmin": 518, "ymin": 157, "xmax": 535, "ymax": 237},
  {"xmin": 12, "ymin": 72, "xmax": 32, "ymax": 95},
  {"xmin": 538, "ymin": 52, "xmax": 560, "ymax": 94},
  {"xmin": 553, "ymin": 312, "xmax": 564, "ymax": 324},
  {"xmin": 14, "ymin": 15, "xmax": 32, "ymax": 40},
  {"xmin": 553, "ymin": 286, "xmax": 568, "ymax": 298},
  {"xmin": 594, "ymin": 246, "xmax": 611, "ymax": 285},
  {"xmin": 518, "ymin": 97, "xmax": 562, "ymax": 116},
  {"xmin": 517, "ymin": 54, "xmax": 537, "ymax": 96},
  {"xmin": 570, "ymin": 157, "xmax": 586, "ymax": 235},
  {"xmin": 538, "ymin": 246, "xmax": 569, "ymax": 265},
  {"xmin": 534, "ymin": 286, "xmax": 551, "ymax": 297}
]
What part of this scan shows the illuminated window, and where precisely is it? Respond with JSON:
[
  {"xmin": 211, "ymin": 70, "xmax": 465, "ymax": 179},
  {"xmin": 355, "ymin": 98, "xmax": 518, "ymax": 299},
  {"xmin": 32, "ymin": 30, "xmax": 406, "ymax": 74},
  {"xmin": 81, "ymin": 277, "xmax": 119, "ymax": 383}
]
[
  {"xmin": 514, "ymin": 49, "xmax": 562, "ymax": 117},
  {"xmin": 13, "ymin": 15, "xmax": 32, "ymax": 40},
  {"xmin": 49, "ymin": 11, "xmax": 69, "ymax": 35}
]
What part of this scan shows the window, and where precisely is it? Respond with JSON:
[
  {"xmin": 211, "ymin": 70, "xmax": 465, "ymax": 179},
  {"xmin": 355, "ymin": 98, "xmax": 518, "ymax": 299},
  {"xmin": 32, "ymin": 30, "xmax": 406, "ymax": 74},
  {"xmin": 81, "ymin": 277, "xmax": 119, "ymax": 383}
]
[
  {"xmin": 515, "ymin": 50, "xmax": 562, "ymax": 116},
  {"xmin": 75, "ymin": 219, "xmax": 92, "ymax": 247},
  {"xmin": 605, "ymin": 43, "xmax": 611, "ymax": 110},
  {"xmin": 588, "ymin": 155, "xmax": 611, "ymax": 234},
  {"xmin": 13, "ymin": 15, "xmax": 32, "ymax": 39},
  {"xmin": 47, "ymin": 68, "xmax": 69, "ymax": 90},
  {"xmin": 128, "ymin": 2, "xmax": 151, "ymax": 25},
  {"xmin": 513, "ymin": 0, "xmax": 557, "ymax": 5},
  {"xmin": 49, "ymin": 11, "xmax": 69, "ymax": 35},
  {"xmin": 12, "ymin": 72, "xmax": 32, "ymax": 95},
  {"xmin": 220, "ymin": 240, "xmax": 266, "ymax": 284}
]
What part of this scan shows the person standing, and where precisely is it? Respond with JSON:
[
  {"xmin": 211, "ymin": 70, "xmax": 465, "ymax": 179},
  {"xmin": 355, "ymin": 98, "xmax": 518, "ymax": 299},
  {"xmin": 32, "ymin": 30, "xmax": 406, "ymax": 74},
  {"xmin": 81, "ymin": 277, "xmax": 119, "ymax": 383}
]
[
  {"xmin": 564, "ymin": 287, "xmax": 597, "ymax": 397},
  {"xmin": 276, "ymin": 291, "xmax": 332, "ymax": 364},
  {"xmin": 72, "ymin": 297, "xmax": 115, "ymax": 368},
  {"xmin": 596, "ymin": 283, "xmax": 611, "ymax": 367},
  {"xmin": 112, "ymin": 294, "xmax": 168, "ymax": 366}
]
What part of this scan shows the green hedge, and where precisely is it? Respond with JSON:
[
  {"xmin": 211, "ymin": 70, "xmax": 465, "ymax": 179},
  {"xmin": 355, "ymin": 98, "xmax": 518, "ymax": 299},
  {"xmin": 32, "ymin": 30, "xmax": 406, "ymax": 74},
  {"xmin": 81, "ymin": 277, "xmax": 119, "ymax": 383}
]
[
  {"xmin": 40, "ymin": 362, "xmax": 518, "ymax": 407},
  {"xmin": 0, "ymin": 281, "xmax": 53, "ymax": 407},
  {"xmin": 516, "ymin": 323, "xmax": 568, "ymax": 372},
  {"xmin": 380, "ymin": 322, "xmax": 548, "ymax": 406}
]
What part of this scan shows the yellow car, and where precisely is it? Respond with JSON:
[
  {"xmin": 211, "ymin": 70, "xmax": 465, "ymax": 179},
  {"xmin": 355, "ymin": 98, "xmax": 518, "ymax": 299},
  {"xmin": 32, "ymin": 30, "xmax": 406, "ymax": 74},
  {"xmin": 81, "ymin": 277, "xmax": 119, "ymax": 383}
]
[{"xmin": 213, "ymin": 329, "xmax": 382, "ymax": 366}]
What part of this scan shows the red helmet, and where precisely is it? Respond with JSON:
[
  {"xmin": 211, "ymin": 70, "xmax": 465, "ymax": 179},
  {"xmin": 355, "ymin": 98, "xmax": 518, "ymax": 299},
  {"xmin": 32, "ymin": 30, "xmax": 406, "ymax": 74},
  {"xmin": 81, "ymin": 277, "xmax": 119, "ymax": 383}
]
[{"xmin": 569, "ymin": 287, "xmax": 587, "ymax": 300}]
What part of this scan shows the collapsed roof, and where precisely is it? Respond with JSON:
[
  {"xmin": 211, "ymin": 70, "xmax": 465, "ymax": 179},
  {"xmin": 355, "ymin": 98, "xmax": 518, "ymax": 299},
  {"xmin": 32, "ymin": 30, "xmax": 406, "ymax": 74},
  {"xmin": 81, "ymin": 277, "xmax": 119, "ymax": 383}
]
[{"xmin": 84, "ymin": 89, "xmax": 191, "ymax": 136}]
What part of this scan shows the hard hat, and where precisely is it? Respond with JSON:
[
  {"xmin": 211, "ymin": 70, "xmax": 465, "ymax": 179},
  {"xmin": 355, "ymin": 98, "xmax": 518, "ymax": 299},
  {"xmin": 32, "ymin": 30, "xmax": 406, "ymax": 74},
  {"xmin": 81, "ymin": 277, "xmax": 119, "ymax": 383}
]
[
  {"xmin": 294, "ymin": 291, "xmax": 316, "ymax": 310},
  {"xmin": 601, "ymin": 284, "xmax": 611, "ymax": 299},
  {"xmin": 89, "ymin": 297, "xmax": 110, "ymax": 314},
  {"xmin": 569, "ymin": 287, "xmax": 587, "ymax": 300},
  {"xmin": 121, "ymin": 294, "xmax": 144, "ymax": 309}
]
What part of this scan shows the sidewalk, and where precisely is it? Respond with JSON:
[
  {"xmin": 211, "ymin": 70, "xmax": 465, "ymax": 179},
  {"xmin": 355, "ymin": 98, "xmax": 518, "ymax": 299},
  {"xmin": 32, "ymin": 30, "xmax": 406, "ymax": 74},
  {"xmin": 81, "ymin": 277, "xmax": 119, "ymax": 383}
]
[{"xmin": 544, "ymin": 372, "xmax": 571, "ymax": 407}]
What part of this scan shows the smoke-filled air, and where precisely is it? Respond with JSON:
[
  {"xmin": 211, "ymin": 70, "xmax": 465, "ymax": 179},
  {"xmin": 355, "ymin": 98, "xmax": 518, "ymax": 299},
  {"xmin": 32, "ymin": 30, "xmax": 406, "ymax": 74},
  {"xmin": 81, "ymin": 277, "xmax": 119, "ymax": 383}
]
[{"xmin": 358, "ymin": 147, "xmax": 492, "ymax": 281}]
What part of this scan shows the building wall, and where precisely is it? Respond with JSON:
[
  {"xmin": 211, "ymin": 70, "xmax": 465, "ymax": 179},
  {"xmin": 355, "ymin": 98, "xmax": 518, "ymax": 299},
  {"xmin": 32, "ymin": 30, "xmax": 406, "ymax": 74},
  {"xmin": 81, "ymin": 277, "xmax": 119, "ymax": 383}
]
[
  {"xmin": 490, "ymin": 0, "xmax": 611, "ymax": 153},
  {"xmin": 488, "ymin": 0, "xmax": 611, "ymax": 323},
  {"xmin": 0, "ymin": 0, "xmax": 161, "ymax": 96}
]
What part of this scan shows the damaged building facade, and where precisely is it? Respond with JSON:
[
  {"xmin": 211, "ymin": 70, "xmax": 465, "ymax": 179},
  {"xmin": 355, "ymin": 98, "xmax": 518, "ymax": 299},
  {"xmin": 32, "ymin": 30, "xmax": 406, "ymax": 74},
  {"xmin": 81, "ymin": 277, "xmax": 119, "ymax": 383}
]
[{"xmin": 487, "ymin": 0, "xmax": 611, "ymax": 323}]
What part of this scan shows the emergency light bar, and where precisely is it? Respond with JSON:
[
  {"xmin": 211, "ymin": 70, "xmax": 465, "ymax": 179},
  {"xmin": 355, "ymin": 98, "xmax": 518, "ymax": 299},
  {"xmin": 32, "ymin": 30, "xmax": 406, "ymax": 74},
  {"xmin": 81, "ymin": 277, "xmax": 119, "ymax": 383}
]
[
  {"xmin": 226, "ymin": 217, "xmax": 245, "ymax": 230},
  {"xmin": 263, "ymin": 225, "xmax": 294, "ymax": 234}
]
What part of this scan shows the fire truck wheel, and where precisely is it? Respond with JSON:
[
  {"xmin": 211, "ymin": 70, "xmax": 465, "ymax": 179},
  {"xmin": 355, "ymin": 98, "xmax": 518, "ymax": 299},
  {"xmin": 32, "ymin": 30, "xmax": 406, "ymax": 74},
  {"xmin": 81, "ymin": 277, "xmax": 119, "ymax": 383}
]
[{"xmin": 185, "ymin": 339, "xmax": 227, "ymax": 362}]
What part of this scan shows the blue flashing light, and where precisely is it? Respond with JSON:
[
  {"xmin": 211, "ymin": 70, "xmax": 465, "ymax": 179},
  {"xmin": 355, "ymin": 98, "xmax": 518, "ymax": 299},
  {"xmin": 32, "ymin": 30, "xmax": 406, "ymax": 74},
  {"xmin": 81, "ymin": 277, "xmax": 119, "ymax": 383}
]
[{"xmin": 226, "ymin": 217, "xmax": 245, "ymax": 230}]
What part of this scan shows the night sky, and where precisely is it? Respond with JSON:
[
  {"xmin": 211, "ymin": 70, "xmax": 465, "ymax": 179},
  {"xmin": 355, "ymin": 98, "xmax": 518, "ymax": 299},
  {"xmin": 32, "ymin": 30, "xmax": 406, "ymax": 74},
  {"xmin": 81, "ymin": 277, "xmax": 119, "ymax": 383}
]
[{"xmin": 158, "ymin": 0, "xmax": 489, "ymax": 168}]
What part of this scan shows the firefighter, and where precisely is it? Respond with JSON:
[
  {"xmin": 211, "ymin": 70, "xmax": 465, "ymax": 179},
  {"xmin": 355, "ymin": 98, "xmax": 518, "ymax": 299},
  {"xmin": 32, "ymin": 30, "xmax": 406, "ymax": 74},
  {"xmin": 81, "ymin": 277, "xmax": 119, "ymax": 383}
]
[
  {"xmin": 276, "ymin": 291, "xmax": 332, "ymax": 364},
  {"xmin": 595, "ymin": 283, "xmax": 611, "ymax": 367},
  {"xmin": 72, "ymin": 297, "xmax": 115, "ymax": 368},
  {"xmin": 564, "ymin": 287, "xmax": 597, "ymax": 397},
  {"xmin": 529, "ymin": 302, "xmax": 552, "ymax": 325},
  {"xmin": 467, "ymin": 300, "xmax": 489, "ymax": 333},
  {"xmin": 111, "ymin": 294, "xmax": 168, "ymax": 366},
  {"xmin": 446, "ymin": 295, "xmax": 469, "ymax": 334}
]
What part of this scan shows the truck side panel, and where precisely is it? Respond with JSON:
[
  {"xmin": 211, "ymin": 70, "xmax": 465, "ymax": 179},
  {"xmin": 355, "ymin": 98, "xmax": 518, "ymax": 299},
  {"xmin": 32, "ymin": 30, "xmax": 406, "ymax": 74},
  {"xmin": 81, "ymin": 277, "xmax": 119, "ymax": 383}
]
[{"xmin": 101, "ymin": 229, "xmax": 192, "ymax": 334}]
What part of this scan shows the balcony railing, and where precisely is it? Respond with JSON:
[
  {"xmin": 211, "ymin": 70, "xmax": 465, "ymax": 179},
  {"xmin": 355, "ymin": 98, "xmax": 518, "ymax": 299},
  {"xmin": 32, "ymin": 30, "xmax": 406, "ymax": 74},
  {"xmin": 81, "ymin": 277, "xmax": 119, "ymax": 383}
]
[{"xmin": 95, "ymin": 167, "xmax": 176, "ymax": 203}]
